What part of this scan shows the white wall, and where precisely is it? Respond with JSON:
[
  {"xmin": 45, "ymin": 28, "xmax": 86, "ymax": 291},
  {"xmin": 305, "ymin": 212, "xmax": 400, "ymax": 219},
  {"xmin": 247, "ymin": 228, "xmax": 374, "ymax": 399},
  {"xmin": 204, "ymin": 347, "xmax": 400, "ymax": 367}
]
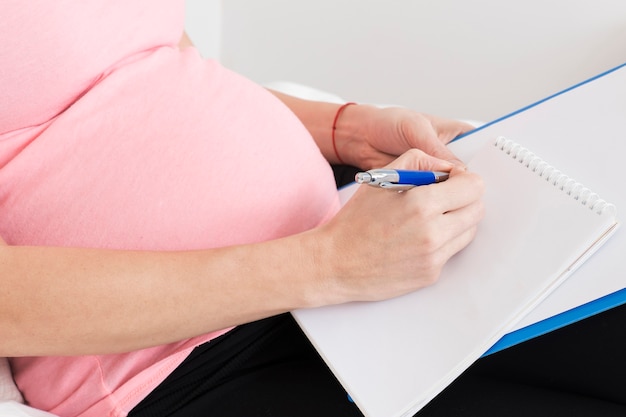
[
  {"xmin": 184, "ymin": 0, "xmax": 222, "ymax": 59},
  {"xmin": 187, "ymin": 0, "xmax": 626, "ymax": 122}
]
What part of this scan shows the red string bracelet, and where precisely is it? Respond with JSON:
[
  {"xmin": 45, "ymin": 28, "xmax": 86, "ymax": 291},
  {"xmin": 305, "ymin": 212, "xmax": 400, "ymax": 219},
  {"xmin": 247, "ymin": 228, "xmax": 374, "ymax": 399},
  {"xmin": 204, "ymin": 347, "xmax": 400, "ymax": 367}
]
[{"xmin": 332, "ymin": 102, "xmax": 357, "ymax": 165}]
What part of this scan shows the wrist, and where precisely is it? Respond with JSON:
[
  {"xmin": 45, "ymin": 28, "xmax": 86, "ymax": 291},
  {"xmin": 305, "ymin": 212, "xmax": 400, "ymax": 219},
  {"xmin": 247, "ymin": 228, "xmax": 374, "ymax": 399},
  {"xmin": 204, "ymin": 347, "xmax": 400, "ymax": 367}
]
[
  {"xmin": 331, "ymin": 103, "xmax": 377, "ymax": 167},
  {"xmin": 295, "ymin": 227, "xmax": 352, "ymax": 308},
  {"xmin": 331, "ymin": 102, "xmax": 357, "ymax": 165}
]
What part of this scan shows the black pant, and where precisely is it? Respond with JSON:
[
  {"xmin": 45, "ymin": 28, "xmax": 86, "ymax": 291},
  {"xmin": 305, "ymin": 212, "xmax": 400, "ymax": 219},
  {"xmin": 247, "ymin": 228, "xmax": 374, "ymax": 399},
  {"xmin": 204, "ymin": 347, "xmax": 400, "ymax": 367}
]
[
  {"xmin": 128, "ymin": 306, "xmax": 626, "ymax": 417},
  {"xmin": 129, "ymin": 165, "xmax": 626, "ymax": 416},
  {"xmin": 420, "ymin": 303, "xmax": 626, "ymax": 417}
]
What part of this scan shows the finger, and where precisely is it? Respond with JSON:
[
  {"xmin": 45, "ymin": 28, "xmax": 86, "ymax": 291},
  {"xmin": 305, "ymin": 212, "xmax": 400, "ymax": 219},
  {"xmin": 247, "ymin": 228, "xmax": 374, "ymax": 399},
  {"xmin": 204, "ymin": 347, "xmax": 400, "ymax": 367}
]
[
  {"xmin": 427, "ymin": 142, "xmax": 465, "ymax": 168},
  {"xmin": 397, "ymin": 199, "xmax": 482, "ymax": 289},
  {"xmin": 440, "ymin": 120, "xmax": 476, "ymax": 143},
  {"xmin": 439, "ymin": 198, "xmax": 484, "ymax": 242},
  {"xmin": 422, "ymin": 116, "xmax": 474, "ymax": 165},
  {"xmin": 436, "ymin": 223, "xmax": 480, "ymax": 271},
  {"xmin": 408, "ymin": 170, "xmax": 484, "ymax": 216},
  {"xmin": 384, "ymin": 149, "xmax": 455, "ymax": 172},
  {"xmin": 407, "ymin": 128, "xmax": 465, "ymax": 167},
  {"xmin": 426, "ymin": 199, "xmax": 484, "ymax": 266},
  {"xmin": 449, "ymin": 164, "xmax": 468, "ymax": 177},
  {"xmin": 425, "ymin": 115, "xmax": 476, "ymax": 144}
]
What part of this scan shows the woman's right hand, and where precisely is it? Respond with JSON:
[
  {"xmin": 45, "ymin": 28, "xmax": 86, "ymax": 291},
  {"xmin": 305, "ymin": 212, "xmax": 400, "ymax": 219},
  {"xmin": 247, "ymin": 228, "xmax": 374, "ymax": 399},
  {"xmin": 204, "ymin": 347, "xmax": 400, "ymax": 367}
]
[{"xmin": 313, "ymin": 148, "xmax": 484, "ymax": 304}]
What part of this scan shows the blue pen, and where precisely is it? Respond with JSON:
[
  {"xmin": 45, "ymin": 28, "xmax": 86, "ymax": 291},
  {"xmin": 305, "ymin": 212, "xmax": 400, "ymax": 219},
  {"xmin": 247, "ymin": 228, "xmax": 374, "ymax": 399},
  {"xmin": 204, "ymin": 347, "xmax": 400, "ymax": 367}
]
[{"xmin": 355, "ymin": 169, "xmax": 449, "ymax": 190}]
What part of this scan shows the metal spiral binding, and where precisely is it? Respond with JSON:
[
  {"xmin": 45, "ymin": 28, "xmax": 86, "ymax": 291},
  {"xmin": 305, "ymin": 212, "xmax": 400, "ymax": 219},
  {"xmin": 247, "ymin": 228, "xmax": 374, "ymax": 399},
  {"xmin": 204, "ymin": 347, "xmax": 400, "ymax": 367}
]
[{"xmin": 494, "ymin": 136, "xmax": 615, "ymax": 215}]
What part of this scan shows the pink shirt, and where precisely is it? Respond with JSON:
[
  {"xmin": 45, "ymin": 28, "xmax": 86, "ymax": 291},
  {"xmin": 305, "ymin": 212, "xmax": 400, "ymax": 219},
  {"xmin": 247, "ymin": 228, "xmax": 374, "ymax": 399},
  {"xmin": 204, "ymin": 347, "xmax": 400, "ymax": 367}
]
[{"xmin": 2, "ymin": 1, "xmax": 340, "ymax": 416}]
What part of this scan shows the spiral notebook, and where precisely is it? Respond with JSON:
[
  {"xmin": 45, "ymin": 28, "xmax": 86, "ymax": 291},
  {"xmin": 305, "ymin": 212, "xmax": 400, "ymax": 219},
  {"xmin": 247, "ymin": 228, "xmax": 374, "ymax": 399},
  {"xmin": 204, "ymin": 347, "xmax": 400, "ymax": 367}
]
[{"xmin": 293, "ymin": 136, "xmax": 619, "ymax": 417}]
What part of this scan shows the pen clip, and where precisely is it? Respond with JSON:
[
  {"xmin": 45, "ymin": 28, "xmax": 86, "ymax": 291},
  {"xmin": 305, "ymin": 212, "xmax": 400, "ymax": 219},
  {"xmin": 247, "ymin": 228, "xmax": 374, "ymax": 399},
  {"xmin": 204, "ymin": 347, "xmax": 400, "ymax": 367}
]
[{"xmin": 378, "ymin": 182, "xmax": 416, "ymax": 191}]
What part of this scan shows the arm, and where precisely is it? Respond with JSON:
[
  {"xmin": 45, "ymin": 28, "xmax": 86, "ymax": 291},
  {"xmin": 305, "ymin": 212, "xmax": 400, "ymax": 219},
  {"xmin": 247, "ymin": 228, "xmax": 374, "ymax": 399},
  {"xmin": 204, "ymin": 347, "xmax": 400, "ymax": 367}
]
[
  {"xmin": 0, "ymin": 234, "xmax": 325, "ymax": 356},
  {"xmin": 178, "ymin": 31, "xmax": 193, "ymax": 49},
  {"xmin": 1, "ymin": 32, "xmax": 483, "ymax": 357},
  {"xmin": 269, "ymin": 90, "xmax": 475, "ymax": 169},
  {"xmin": 267, "ymin": 91, "xmax": 349, "ymax": 165},
  {"xmin": 178, "ymin": 30, "xmax": 466, "ymax": 168},
  {"xmin": 0, "ymin": 152, "xmax": 483, "ymax": 358}
]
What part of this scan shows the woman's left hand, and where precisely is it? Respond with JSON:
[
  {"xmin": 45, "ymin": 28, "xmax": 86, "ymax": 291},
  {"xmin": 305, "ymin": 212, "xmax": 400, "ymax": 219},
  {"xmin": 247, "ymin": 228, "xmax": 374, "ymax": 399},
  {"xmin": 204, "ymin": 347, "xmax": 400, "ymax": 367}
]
[{"xmin": 334, "ymin": 104, "xmax": 475, "ymax": 170}]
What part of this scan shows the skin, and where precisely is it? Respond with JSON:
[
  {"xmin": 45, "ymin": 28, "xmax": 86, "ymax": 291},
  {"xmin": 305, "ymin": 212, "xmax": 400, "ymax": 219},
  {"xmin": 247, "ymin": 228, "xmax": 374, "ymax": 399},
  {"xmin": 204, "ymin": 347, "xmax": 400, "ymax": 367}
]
[{"xmin": 0, "ymin": 33, "xmax": 484, "ymax": 358}]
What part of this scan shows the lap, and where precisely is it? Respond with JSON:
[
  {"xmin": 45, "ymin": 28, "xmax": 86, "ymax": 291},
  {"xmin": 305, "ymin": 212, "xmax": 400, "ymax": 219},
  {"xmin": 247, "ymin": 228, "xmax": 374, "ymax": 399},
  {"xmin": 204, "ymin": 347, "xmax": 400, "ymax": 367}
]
[
  {"xmin": 128, "ymin": 314, "xmax": 362, "ymax": 417},
  {"xmin": 129, "ymin": 304, "xmax": 626, "ymax": 417}
]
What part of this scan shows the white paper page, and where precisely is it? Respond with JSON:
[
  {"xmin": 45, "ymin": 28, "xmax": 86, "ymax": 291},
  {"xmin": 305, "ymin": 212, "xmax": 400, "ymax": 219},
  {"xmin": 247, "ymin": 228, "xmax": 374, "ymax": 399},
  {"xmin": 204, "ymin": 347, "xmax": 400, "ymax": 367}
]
[
  {"xmin": 447, "ymin": 66, "xmax": 626, "ymax": 329},
  {"xmin": 294, "ymin": 138, "xmax": 617, "ymax": 417}
]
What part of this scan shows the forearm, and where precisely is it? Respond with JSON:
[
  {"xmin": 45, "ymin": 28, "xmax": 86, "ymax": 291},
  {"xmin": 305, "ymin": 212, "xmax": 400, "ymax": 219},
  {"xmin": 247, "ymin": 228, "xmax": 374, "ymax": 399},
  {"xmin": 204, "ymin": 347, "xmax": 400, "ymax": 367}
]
[
  {"xmin": 270, "ymin": 90, "xmax": 473, "ymax": 169},
  {"xmin": 0, "ymin": 232, "xmax": 330, "ymax": 357},
  {"xmin": 178, "ymin": 31, "xmax": 193, "ymax": 49},
  {"xmin": 269, "ymin": 90, "xmax": 373, "ymax": 166},
  {"xmin": 0, "ymin": 155, "xmax": 485, "ymax": 357}
]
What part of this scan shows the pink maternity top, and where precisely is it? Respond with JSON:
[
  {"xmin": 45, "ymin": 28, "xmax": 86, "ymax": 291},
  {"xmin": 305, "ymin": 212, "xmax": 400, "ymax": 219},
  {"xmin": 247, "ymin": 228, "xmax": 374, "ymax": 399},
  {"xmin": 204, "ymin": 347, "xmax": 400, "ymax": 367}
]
[{"xmin": 2, "ymin": 1, "xmax": 340, "ymax": 416}]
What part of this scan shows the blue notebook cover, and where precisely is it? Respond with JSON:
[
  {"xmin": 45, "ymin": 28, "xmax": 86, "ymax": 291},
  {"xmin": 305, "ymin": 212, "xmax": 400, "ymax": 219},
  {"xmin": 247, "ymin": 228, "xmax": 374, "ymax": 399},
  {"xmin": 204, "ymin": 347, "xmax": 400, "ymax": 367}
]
[{"xmin": 485, "ymin": 287, "xmax": 626, "ymax": 355}]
